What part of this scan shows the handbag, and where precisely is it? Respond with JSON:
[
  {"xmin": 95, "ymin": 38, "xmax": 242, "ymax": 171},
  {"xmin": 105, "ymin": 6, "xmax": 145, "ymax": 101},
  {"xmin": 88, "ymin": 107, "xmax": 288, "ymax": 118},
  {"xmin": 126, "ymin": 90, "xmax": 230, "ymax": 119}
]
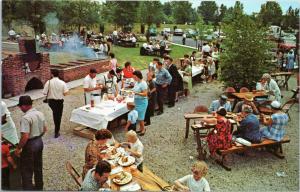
[{"xmin": 43, "ymin": 80, "xmax": 51, "ymax": 103}]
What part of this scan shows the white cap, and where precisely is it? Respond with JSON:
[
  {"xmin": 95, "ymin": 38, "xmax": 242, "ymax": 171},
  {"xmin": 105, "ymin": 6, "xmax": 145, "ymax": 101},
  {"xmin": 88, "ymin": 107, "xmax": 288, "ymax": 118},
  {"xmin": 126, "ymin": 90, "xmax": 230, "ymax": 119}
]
[{"xmin": 271, "ymin": 101, "xmax": 281, "ymax": 109}]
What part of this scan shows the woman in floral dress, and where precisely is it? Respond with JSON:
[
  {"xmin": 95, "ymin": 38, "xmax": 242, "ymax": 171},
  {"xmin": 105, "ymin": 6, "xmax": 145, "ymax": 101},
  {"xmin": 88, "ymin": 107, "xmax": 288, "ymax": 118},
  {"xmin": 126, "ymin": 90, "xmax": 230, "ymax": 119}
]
[{"xmin": 205, "ymin": 108, "xmax": 232, "ymax": 157}]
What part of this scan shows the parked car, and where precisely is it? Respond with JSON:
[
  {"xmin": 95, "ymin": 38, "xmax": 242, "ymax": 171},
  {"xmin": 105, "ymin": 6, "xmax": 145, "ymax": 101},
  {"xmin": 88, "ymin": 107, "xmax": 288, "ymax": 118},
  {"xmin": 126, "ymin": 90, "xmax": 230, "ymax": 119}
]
[
  {"xmin": 174, "ymin": 28, "xmax": 184, "ymax": 36},
  {"xmin": 161, "ymin": 28, "xmax": 171, "ymax": 35},
  {"xmin": 279, "ymin": 37, "xmax": 296, "ymax": 51},
  {"xmin": 185, "ymin": 29, "xmax": 198, "ymax": 38}
]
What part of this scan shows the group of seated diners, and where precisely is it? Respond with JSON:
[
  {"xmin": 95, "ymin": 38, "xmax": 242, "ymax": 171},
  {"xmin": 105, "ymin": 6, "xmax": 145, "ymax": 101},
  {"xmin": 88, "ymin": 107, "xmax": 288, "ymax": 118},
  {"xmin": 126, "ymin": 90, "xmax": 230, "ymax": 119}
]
[
  {"xmin": 81, "ymin": 129, "xmax": 212, "ymax": 192},
  {"xmin": 203, "ymin": 72, "xmax": 287, "ymax": 159},
  {"xmin": 81, "ymin": 129, "xmax": 144, "ymax": 191}
]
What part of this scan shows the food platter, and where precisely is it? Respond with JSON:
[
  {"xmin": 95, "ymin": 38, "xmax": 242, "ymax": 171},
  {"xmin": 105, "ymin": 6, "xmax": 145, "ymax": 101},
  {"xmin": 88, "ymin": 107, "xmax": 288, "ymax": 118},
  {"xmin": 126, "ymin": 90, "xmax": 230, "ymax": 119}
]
[
  {"xmin": 107, "ymin": 147, "xmax": 122, "ymax": 160},
  {"xmin": 112, "ymin": 171, "xmax": 133, "ymax": 185},
  {"xmin": 118, "ymin": 156, "xmax": 135, "ymax": 167}
]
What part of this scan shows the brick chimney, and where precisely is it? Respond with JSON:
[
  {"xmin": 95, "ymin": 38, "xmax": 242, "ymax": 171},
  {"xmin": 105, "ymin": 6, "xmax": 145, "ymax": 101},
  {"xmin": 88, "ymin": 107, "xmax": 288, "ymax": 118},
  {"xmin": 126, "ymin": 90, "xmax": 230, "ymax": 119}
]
[{"xmin": 18, "ymin": 37, "xmax": 36, "ymax": 54}]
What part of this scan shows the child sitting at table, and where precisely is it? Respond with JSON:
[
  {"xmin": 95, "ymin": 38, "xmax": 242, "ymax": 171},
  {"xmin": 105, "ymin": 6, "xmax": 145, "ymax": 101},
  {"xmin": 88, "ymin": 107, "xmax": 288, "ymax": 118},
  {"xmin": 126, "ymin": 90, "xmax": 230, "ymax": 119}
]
[
  {"xmin": 2, "ymin": 142, "xmax": 17, "ymax": 190},
  {"xmin": 124, "ymin": 102, "xmax": 138, "ymax": 132},
  {"xmin": 124, "ymin": 130, "xmax": 144, "ymax": 172},
  {"xmin": 174, "ymin": 161, "xmax": 210, "ymax": 192}
]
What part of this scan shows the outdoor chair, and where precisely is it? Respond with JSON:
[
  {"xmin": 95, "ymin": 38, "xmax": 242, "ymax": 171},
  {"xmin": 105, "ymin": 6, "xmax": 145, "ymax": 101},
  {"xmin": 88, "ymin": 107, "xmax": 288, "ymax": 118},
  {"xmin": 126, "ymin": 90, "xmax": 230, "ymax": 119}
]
[
  {"xmin": 65, "ymin": 161, "xmax": 82, "ymax": 188},
  {"xmin": 193, "ymin": 105, "xmax": 209, "ymax": 113},
  {"xmin": 239, "ymin": 87, "xmax": 250, "ymax": 93}
]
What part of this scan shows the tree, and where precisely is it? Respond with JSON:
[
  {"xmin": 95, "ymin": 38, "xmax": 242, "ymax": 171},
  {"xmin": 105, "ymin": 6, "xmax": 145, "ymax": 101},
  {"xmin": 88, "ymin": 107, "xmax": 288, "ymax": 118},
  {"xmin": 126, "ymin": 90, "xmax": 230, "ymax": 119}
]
[
  {"xmin": 57, "ymin": 0, "xmax": 101, "ymax": 33},
  {"xmin": 217, "ymin": 4, "xmax": 227, "ymax": 23},
  {"xmin": 103, "ymin": 1, "xmax": 139, "ymax": 30},
  {"xmin": 195, "ymin": 16, "xmax": 212, "ymax": 46},
  {"xmin": 13, "ymin": 0, "xmax": 56, "ymax": 35},
  {"xmin": 138, "ymin": 1, "xmax": 164, "ymax": 27},
  {"xmin": 172, "ymin": 1, "xmax": 194, "ymax": 24},
  {"xmin": 282, "ymin": 6, "xmax": 299, "ymax": 30},
  {"xmin": 2, "ymin": 0, "xmax": 18, "ymax": 29},
  {"xmin": 258, "ymin": 1, "xmax": 282, "ymax": 26},
  {"xmin": 163, "ymin": 2, "xmax": 172, "ymax": 16},
  {"xmin": 219, "ymin": 15, "xmax": 273, "ymax": 90},
  {"xmin": 222, "ymin": 1, "xmax": 244, "ymax": 24},
  {"xmin": 197, "ymin": 1, "xmax": 218, "ymax": 24}
]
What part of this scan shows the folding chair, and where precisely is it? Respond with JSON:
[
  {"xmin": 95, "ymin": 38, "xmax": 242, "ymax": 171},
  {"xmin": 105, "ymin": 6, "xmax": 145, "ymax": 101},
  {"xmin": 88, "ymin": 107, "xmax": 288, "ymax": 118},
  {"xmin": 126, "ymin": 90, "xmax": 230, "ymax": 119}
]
[{"xmin": 65, "ymin": 161, "xmax": 82, "ymax": 188}]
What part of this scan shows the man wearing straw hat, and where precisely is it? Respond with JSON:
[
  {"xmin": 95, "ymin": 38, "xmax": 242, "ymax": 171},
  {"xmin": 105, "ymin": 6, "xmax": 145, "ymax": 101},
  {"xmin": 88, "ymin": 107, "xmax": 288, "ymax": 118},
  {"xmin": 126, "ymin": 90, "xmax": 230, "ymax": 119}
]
[{"xmin": 233, "ymin": 93, "xmax": 259, "ymax": 115}]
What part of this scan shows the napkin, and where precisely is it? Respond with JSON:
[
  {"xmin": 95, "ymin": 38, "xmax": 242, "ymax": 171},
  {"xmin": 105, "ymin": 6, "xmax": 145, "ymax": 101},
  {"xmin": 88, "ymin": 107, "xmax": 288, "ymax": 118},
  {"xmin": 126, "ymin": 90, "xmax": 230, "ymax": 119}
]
[{"xmin": 120, "ymin": 182, "xmax": 141, "ymax": 191}]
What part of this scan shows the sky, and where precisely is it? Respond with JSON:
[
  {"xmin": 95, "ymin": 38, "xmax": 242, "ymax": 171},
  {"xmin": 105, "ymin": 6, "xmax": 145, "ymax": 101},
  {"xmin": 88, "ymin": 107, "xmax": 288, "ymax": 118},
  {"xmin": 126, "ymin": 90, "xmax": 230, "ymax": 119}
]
[{"xmin": 160, "ymin": 0, "xmax": 300, "ymax": 14}]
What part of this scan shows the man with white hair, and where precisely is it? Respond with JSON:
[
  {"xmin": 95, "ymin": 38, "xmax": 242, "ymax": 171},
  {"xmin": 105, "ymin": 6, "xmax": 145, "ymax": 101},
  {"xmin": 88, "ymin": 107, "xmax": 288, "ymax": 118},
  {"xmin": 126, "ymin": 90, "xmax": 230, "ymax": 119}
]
[
  {"xmin": 124, "ymin": 130, "xmax": 144, "ymax": 172},
  {"xmin": 260, "ymin": 101, "xmax": 288, "ymax": 142},
  {"xmin": 259, "ymin": 73, "xmax": 281, "ymax": 102}
]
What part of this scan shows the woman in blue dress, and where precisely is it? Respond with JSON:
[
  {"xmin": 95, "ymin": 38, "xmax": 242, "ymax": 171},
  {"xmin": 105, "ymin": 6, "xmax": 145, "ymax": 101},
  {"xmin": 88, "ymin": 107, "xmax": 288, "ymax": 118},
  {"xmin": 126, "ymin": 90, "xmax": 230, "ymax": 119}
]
[
  {"xmin": 286, "ymin": 50, "xmax": 295, "ymax": 72},
  {"xmin": 131, "ymin": 70, "xmax": 148, "ymax": 136}
]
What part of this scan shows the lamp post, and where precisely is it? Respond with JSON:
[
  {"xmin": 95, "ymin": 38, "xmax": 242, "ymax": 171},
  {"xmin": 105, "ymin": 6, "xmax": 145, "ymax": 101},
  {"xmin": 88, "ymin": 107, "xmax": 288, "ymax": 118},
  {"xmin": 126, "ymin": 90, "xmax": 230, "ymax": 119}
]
[{"xmin": 277, "ymin": 21, "xmax": 283, "ymax": 50}]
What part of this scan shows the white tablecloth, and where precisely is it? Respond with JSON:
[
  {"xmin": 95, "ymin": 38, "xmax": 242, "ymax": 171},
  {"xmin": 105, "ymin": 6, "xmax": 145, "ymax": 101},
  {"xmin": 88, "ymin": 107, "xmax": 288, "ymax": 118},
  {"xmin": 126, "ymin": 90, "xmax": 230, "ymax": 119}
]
[
  {"xmin": 70, "ymin": 98, "xmax": 134, "ymax": 130},
  {"xmin": 192, "ymin": 65, "xmax": 204, "ymax": 77}
]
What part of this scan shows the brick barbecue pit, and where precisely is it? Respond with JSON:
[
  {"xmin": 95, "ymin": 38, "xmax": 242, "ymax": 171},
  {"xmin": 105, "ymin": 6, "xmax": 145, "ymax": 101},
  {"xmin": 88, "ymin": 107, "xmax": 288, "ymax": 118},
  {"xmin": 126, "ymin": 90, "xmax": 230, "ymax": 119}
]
[
  {"xmin": 2, "ymin": 38, "xmax": 110, "ymax": 98},
  {"xmin": 50, "ymin": 58, "xmax": 110, "ymax": 82},
  {"xmin": 2, "ymin": 38, "xmax": 51, "ymax": 97}
]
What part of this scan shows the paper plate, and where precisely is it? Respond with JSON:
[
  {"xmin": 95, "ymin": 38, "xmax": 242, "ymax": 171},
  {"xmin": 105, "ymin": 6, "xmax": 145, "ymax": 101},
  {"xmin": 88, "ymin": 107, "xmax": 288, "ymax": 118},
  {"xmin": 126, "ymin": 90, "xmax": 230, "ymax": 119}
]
[
  {"xmin": 112, "ymin": 171, "xmax": 133, "ymax": 185},
  {"xmin": 118, "ymin": 156, "xmax": 135, "ymax": 167}
]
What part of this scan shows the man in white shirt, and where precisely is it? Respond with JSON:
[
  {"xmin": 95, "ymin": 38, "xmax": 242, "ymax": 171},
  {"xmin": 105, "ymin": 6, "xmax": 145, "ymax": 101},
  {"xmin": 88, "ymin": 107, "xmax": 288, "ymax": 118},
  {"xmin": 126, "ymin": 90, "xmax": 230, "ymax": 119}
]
[
  {"xmin": 202, "ymin": 43, "xmax": 211, "ymax": 57},
  {"xmin": 8, "ymin": 29, "xmax": 16, "ymax": 41},
  {"xmin": 43, "ymin": 70, "xmax": 69, "ymax": 138},
  {"xmin": 112, "ymin": 30, "xmax": 118, "ymax": 45},
  {"xmin": 182, "ymin": 33, "xmax": 186, "ymax": 45},
  {"xmin": 99, "ymin": 70, "xmax": 118, "ymax": 97},
  {"xmin": 83, "ymin": 68, "xmax": 103, "ymax": 105},
  {"xmin": 131, "ymin": 36, "xmax": 137, "ymax": 43}
]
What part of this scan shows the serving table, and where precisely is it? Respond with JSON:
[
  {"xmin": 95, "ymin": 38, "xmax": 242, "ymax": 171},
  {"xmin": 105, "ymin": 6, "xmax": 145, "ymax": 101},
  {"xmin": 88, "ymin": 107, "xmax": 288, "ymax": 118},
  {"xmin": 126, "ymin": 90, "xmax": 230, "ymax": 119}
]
[{"xmin": 70, "ymin": 97, "xmax": 134, "ymax": 138}]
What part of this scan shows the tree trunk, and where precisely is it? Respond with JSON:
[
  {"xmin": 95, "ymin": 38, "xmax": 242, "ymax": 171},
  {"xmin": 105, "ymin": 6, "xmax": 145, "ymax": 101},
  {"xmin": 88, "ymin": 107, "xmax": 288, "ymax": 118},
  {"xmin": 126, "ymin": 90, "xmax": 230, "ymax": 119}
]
[{"xmin": 78, "ymin": 24, "xmax": 81, "ymax": 34}]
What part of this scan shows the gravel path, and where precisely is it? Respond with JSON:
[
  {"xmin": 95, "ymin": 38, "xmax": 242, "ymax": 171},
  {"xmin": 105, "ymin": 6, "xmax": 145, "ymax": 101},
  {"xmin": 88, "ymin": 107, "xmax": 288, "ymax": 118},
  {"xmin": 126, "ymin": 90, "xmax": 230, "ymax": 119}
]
[{"xmin": 8, "ymin": 77, "xmax": 299, "ymax": 191}]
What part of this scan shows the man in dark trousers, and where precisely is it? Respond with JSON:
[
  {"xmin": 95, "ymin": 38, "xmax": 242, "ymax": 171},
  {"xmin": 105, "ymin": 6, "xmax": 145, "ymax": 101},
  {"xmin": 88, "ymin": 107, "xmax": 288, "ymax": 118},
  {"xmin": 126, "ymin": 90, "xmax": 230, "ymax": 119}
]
[
  {"xmin": 155, "ymin": 61, "xmax": 172, "ymax": 115},
  {"xmin": 163, "ymin": 55, "xmax": 183, "ymax": 108},
  {"xmin": 15, "ymin": 96, "xmax": 47, "ymax": 190},
  {"xmin": 43, "ymin": 70, "xmax": 69, "ymax": 138}
]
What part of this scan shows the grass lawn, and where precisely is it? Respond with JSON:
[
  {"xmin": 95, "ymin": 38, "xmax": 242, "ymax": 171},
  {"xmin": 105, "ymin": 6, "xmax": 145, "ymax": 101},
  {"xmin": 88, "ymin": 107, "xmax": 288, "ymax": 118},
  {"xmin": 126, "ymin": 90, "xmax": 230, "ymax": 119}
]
[
  {"xmin": 110, "ymin": 44, "xmax": 196, "ymax": 70},
  {"xmin": 49, "ymin": 44, "xmax": 195, "ymax": 70}
]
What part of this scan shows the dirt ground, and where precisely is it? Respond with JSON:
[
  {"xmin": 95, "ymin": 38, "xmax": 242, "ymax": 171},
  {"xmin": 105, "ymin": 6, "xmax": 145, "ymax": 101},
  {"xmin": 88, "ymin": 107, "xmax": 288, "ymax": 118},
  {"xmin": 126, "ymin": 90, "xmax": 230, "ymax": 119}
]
[{"xmin": 8, "ymin": 76, "xmax": 299, "ymax": 191}]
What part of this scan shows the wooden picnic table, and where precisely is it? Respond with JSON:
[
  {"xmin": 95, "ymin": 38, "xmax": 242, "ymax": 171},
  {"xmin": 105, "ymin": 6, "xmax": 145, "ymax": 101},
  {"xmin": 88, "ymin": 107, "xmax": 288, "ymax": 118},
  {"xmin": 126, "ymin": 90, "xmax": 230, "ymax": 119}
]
[
  {"xmin": 110, "ymin": 166, "xmax": 171, "ymax": 191},
  {"xmin": 189, "ymin": 113, "xmax": 270, "ymax": 161},
  {"xmin": 183, "ymin": 113, "xmax": 214, "ymax": 139},
  {"xmin": 271, "ymin": 72, "xmax": 293, "ymax": 90},
  {"xmin": 231, "ymin": 91, "xmax": 268, "ymax": 100}
]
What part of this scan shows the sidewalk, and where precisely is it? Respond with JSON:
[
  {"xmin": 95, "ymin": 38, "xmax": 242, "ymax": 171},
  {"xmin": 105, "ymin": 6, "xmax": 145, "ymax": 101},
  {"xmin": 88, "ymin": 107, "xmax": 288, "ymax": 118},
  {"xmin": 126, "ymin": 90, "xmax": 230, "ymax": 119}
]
[{"xmin": 3, "ymin": 69, "xmax": 149, "ymax": 108}]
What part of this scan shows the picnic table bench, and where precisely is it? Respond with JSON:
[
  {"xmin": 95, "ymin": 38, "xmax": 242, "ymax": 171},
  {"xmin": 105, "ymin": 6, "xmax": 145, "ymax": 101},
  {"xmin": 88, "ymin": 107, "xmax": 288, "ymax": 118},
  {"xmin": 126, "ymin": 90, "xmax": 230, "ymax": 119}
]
[
  {"xmin": 271, "ymin": 72, "xmax": 293, "ymax": 90},
  {"xmin": 216, "ymin": 136, "xmax": 290, "ymax": 171},
  {"xmin": 184, "ymin": 113, "xmax": 214, "ymax": 139}
]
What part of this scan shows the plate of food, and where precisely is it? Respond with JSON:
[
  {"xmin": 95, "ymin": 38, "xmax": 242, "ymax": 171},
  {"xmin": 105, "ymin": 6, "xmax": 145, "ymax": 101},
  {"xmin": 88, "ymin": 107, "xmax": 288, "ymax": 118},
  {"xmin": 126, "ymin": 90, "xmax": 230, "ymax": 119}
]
[
  {"xmin": 118, "ymin": 156, "xmax": 135, "ymax": 167},
  {"xmin": 108, "ymin": 148, "xmax": 121, "ymax": 160},
  {"xmin": 112, "ymin": 171, "xmax": 133, "ymax": 185}
]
